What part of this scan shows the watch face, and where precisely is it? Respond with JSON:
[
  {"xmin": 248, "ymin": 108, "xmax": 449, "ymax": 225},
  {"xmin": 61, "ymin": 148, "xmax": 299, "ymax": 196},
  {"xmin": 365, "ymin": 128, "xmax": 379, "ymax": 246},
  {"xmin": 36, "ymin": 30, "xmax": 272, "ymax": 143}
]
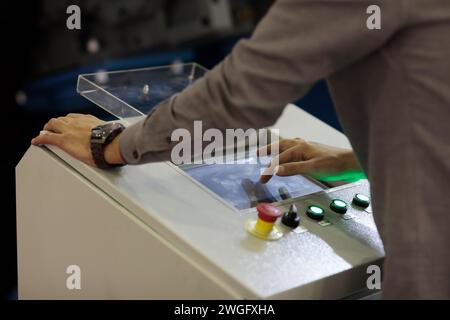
[
  {"xmin": 91, "ymin": 123, "xmax": 124, "ymax": 144},
  {"xmin": 91, "ymin": 126, "xmax": 108, "ymax": 144}
]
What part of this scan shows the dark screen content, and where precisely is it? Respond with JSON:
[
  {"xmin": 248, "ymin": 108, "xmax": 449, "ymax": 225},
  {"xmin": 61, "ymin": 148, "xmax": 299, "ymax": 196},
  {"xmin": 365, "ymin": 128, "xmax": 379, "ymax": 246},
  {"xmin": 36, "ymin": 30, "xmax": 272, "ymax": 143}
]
[{"xmin": 182, "ymin": 155, "xmax": 324, "ymax": 210}]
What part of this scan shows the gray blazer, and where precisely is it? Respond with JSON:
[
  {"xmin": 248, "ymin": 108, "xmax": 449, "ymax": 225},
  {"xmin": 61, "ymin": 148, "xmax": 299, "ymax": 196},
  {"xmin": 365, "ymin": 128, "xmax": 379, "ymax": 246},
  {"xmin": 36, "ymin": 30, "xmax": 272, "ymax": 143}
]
[{"xmin": 119, "ymin": 0, "xmax": 450, "ymax": 299}]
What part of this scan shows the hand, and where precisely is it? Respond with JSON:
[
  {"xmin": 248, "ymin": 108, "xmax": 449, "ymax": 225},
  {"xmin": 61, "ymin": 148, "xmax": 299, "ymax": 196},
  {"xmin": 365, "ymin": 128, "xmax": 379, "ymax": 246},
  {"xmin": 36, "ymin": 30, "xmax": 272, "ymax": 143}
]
[
  {"xmin": 31, "ymin": 113, "xmax": 124, "ymax": 167},
  {"xmin": 258, "ymin": 138, "xmax": 362, "ymax": 184}
]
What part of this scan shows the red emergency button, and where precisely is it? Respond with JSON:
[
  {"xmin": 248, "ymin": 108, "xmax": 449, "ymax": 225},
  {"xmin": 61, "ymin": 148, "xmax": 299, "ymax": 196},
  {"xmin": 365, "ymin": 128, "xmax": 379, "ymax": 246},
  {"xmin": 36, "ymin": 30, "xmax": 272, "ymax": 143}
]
[
  {"xmin": 256, "ymin": 203, "xmax": 283, "ymax": 223},
  {"xmin": 245, "ymin": 203, "xmax": 284, "ymax": 240}
]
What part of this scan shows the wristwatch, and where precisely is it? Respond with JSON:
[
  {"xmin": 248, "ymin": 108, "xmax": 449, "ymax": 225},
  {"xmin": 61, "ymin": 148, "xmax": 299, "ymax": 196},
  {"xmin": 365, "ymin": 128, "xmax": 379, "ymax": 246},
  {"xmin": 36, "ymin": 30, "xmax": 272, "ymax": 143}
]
[{"xmin": 90, "ymin": 122, "xmax": 126, "ymax": 169}]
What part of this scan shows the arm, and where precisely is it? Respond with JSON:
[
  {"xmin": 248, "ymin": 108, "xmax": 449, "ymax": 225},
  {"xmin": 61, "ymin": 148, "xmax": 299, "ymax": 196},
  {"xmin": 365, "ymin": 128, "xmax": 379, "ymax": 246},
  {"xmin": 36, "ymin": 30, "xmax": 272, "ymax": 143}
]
[
  {"xmin": 33, "ymin": 0, "xmax": 405, "ymax": 166},
  {"xmin": 119, "ymin": 0, "xmax": 404, "ymax": 164}
]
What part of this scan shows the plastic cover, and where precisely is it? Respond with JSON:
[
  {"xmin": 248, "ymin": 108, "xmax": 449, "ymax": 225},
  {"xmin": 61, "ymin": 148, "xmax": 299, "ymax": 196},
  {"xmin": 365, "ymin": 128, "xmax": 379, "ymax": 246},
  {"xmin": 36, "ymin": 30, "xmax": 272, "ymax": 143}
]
[{"xmin": 77, "ymin": 63, "xmax": 208, "ymax": 125}]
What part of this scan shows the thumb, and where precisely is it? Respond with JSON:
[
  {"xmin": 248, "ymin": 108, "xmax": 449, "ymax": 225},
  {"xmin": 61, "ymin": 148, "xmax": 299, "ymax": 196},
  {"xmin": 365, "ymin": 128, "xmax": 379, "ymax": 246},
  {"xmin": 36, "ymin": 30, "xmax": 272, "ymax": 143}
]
[{"xmin": 276, "ymin": 160, "xmax": 316, "ymax": 177}]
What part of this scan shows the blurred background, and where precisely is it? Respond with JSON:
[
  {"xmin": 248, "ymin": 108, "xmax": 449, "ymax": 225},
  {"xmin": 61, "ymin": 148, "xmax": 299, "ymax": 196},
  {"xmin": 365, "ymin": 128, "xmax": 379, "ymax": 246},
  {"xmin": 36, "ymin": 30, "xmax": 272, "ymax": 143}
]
[{"xmin": 1, "ymin": 0, "xmax": 340, "ymax": 299}]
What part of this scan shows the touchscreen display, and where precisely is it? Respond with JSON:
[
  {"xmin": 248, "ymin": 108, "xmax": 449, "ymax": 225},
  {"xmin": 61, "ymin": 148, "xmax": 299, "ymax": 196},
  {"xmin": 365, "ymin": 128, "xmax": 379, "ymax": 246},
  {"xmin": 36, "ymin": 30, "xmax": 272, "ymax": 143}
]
[{"xmin": 181, "ymin": 155, "xmax": 324, "ymax": 210}]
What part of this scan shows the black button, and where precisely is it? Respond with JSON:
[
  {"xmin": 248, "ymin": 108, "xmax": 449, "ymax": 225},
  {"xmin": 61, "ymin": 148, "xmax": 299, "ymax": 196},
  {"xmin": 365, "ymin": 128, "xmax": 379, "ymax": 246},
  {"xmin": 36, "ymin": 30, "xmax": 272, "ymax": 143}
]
[
  {"xmin": 132, "ymin": 150, "xmax": 139, "ymax": 159},
  {"xmin": 282, "ymin": 204, "xmax": 300, "ymax": 228},
  {"xmin": 166, "ymin": 136, "xmax": 172, "ymax": 144}
]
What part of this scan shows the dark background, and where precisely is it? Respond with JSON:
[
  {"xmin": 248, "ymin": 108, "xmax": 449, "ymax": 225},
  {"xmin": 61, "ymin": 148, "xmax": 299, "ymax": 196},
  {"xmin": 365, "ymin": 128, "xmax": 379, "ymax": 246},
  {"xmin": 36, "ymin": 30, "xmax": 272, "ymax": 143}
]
[{"xmin": 1, "ymin": 0, "xmax": 340, "ymax": 299}]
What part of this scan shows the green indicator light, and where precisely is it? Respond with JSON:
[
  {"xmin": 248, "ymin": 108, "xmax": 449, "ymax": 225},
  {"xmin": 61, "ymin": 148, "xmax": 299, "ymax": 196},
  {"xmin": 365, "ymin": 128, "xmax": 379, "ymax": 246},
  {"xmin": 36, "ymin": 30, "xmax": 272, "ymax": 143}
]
[
  {"xmin": 356, "ymin": 194, "xmax": 369, "ymax": 201},
  {"xmin": 311, "ymin": 206, "xmax": 323, "ymax": 214},
  {"xmin": 334, "ymin": 200, "xmax": 346, "ymax": 207},
  {"xmin": 307, "ymin": 205, "xmax": 325, "ymax": 221},
  {"xmin": 330, "ymin": 199, "xmax": 348, "ymax": 214},
  {"xmin": 352, "ymin": 193, "xmax": 370, "ymax": 208}
]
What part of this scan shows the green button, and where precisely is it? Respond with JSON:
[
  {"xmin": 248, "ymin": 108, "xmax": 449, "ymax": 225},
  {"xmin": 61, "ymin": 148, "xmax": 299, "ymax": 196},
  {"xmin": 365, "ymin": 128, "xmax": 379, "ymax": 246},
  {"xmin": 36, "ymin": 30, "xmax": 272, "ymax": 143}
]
[
  {"xmin": 352, "ymin": 193, "xmax": 370, "ymax": 208},
  {"xmin": 330, "ymin": 199, "xmax": 348, "ymax": 214},
  {"xmin": 306, "ymin": 205, "xmax": 325, "ymax": 221}
]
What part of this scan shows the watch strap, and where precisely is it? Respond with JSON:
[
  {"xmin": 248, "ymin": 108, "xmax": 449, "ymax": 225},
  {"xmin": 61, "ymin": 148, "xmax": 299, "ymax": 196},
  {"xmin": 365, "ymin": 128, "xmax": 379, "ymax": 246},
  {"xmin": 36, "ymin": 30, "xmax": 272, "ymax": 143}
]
[{"xmin": 90, "ymin": 123, "xmax": 125, "ymax": 169}]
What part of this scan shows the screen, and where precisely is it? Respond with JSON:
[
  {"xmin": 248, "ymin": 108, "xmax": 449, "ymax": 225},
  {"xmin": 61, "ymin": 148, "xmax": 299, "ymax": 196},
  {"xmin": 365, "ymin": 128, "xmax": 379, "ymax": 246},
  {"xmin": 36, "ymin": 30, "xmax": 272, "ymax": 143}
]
[{"xmin": 181, "ymin": 155, "xmax": 325, "ymax": 210}]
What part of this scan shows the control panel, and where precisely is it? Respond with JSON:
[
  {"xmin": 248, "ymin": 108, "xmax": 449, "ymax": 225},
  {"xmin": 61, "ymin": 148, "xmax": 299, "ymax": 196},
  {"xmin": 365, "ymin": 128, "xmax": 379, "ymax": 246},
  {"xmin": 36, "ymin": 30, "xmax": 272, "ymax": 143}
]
[
  {"xmin": 242, "ymin": 180, "xmax": 381, "ymax": 256},
  {"xmin": 243, "ymin": 179, "xmax": 377, "ymax": 246}
]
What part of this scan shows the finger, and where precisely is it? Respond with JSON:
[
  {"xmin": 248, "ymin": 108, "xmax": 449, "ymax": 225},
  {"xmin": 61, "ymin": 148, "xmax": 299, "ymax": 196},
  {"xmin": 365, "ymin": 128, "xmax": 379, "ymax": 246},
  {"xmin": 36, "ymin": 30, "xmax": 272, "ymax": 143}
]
[
  {"xmin": 266, "ymin": 146, "xmax": 305, "ymax": 173},
  {"xmin": 31, "ymin": 131, "xmax": 63, "ymax": 147},
  {"xmin": 279, "ymin": 143, "xmax": 309, "ymax": 164},
  {"xmin": 259, "ymin": 168, "xmax": 276, "ymax": 184},
  {"xmin": 43, "ymin": 118, "xmax": 68, "ymax": 133},
  {"xmin": 260, "ymin": 156, "xmax": 288, "ymax": 183},
  {"xmin": 257, "ymin": 141, "xmax": 280, "ymax": 157},
  {"xmin": 66, "ymin": 113, "xmax": 86, "ymax": 118},
  {"xmin": 257, "ymin": 139, "xmax": 300, "ymax": 156},
  {"xmin": 57, "ymin": 116, "xmax": 70, "ymax": 123},
  {"xmin": 259, "ymin": 139, "xmax": 307, "ymax": 180},
  {"xmin": 275, "ymin": 160, "xmax": 316, "ymax": 177},
  {"xmin": 259, "ymin": 146, "xmax": 302, "ymax": 183}
]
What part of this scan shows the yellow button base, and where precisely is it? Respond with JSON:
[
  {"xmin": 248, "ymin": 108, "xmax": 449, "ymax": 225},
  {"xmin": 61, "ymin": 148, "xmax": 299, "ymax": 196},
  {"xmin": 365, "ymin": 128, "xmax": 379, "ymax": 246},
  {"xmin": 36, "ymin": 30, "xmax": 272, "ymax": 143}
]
[{"xmin": 244, "ymin": 219, "xmax": 283, "ymax": 240}]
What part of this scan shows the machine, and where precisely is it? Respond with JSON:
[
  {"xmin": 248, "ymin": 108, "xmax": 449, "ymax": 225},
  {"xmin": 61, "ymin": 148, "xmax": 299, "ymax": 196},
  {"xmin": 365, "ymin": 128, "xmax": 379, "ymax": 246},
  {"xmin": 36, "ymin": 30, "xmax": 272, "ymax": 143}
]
[{"xmin": 16, "ymin": 63, "xmax": 384, "ymax": 299}]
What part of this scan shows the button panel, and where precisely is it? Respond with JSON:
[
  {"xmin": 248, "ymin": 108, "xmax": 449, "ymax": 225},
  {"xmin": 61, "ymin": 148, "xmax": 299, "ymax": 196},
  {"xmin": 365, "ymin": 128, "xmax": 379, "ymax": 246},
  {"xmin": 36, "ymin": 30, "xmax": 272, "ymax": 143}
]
[{"xmin": 245, "ymin": 184, "xmax": 372, "ymax": 240}]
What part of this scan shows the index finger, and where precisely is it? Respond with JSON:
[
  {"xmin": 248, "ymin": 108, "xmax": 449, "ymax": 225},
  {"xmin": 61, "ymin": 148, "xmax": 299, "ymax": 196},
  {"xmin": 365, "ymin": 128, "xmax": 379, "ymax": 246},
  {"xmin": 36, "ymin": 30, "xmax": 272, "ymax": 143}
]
[{"xmin": 257, "ymin": 139, "xmax": 300, "ymax": 157}]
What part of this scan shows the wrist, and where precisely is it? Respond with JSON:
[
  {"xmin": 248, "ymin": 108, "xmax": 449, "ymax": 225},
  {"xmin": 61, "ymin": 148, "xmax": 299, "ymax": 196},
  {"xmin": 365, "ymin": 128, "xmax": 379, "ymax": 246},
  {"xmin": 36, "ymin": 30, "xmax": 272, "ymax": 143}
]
[
  {"xmin": 104, "ymin": 134, "xmax": 125, "ymax": 165},
  {"xmin": 339, "ymin": 150, "xmax": 361, "ymax": 172}
]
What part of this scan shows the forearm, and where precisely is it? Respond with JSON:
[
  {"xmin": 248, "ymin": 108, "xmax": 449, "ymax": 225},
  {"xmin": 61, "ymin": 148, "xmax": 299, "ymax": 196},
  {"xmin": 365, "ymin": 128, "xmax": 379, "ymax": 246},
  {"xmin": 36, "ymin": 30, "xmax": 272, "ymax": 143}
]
[
  {"xmin": 339, "ymin": 150, "xmax": 362, "ymax": 172},
  {"xmin": 119, "ymin": 0, "xmax": 403, "ymax": 165}
]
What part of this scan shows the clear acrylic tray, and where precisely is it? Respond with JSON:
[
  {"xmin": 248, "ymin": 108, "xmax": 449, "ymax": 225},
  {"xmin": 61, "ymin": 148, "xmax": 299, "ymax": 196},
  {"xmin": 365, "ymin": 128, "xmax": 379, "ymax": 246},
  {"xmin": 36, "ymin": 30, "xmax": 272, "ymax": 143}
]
[{"xmin": 77, "ymin": 63, "xmax": 208, "ymax": 124}]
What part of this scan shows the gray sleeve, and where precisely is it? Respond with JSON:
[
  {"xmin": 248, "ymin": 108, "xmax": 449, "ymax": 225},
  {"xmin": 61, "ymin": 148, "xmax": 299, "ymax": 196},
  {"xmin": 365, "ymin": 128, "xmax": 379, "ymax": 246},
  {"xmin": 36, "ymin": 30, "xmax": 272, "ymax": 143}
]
[{"xmin": 119, "ymin": 0, "xmax": 404, "ymax": 164}]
